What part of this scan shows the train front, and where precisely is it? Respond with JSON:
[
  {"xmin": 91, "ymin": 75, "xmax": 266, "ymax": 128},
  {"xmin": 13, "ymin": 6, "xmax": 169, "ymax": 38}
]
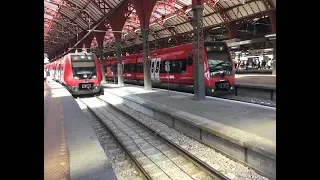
[
  {"xmin": 204, "ymin": 42, "xmax": 235, "ymax": 95},
  {"xmin": 66, "ymin": 53, "xmax": 102, "ymax": 95}
]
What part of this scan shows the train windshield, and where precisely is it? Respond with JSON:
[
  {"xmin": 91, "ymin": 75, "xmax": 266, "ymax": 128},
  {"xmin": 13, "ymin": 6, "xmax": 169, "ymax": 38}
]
[
  {"xmin": 71, "ymin": 56, "xmax": 96, "ymax": 79},
  {"xmin": 205, "ymin": 44, "xmax": 232, "ymax": 77}
]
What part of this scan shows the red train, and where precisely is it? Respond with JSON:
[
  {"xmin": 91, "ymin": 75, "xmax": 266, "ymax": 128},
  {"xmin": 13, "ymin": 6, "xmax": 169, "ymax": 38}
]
[
  {"xmin": 44, "ymin": 52, "xmax": 103, "ymax": 96},
  {"xmin": 104, "ymin": 41, "xmax": 235, "ymax": 95}
]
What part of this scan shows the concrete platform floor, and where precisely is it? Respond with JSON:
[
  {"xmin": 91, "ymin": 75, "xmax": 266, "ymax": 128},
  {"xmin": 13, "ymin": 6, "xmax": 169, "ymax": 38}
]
[
  {"xmin": 235, "ymin": 74, "xmax": 276, "ymax": 85},
  {"xmin": 44, "ymin": 81, "xmax": 117, "ymax": 180},
  {"xmin": 102, "ymin": 84, "xmax": 276, "ymax": 142}
]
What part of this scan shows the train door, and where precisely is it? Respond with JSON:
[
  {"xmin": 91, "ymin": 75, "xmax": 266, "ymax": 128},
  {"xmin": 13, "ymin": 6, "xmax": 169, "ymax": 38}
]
[{"xmin": 150, "ymin": 58, "xmax": 161, "ymax": 83}]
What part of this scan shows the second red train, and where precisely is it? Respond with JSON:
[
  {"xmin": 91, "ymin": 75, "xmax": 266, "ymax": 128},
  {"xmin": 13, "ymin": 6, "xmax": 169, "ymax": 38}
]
[{"xmin": 103, "ymin": 41, "xmax": 235, "ymax": 95}]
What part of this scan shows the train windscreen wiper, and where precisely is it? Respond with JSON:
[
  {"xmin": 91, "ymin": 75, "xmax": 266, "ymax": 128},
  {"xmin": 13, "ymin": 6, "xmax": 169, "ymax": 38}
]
[{"xmin": 87, "ymin": 67, "xmax": 96, "ymax": 79}]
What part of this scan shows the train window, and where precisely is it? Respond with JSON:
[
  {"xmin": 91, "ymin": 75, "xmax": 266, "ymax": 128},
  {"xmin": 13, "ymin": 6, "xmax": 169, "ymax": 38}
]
[
  {"xmin": 159, "ymin": 61, "xmax": 165, "ymax": 73},
  {"xmin": 187, "ymin": 54, "xmax": 193, "ymax": 66},
  {"xmin": 111, "ymin": 65, "xmax": 117, "ymax": 72},
  {"xmin": 181, "ymin": 60, "xmax": 187, "ymax": 72},
  {"xmin": 129, "ymin": 64, "xmax": 135, "ymax": 72},
  {"xmin": 151, "ymin": 61, "xmax": 155, "ymax": 73},
  {"xmin": 135, "ymin": 63, "xmax": 143, "ymax": 73},
  {"xmin": 123, "ymin": 64, "xmax": 135, "ymax": 73},
  {"xmin": 123, "ymin": 64, "xmax": 129, "ymax": 73},
  {"xmin": 170, "ymin": 61, "xmax": 180, "ymax": 73},
  {"xmin": 159, "ymin": 59, "xmax": 187, "ymax": 73},
  {"xmin": 155, "ymin": 61, "xmax": 160, "ymax": 73}
]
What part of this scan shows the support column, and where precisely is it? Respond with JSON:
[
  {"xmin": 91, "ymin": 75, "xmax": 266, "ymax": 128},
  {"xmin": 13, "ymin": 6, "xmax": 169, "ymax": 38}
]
[
  {"xmin": 69, "ymin": 39, "xmax": 77, "ymax": 53},
  {"xmin": 269, "ymin": 10, "xmax": 276, "ymax": 75},
  {"xmin": 141, "ymin": 29, "xmax": 152, "ymax": 89},
  {"xmin": 272, "ymin": 40, "xmax": 276, "ymax": 75},
  {"xmin": 192, "ymin": 4, "xmax": 205, "ymax": 100},
  {"xmin": 94, "ymin": 23, "xmax": 107, "ymax": 83},
  {"xmin": 108, "ymin": 4, "xmax": 128, "ymax": 87},
  {"xmin": 227, "ymin": 21, "xmax": 240, "ymax": 39},
  {"xmin": 75, "ymin": 32, "xmax": 86, "ymax": 52},
  {"xmin": 269, "ymin": 11, "xmax": 276, "ymax": 33},
  {"xmin": 115, "ymin": 39, "xmax": 124, "ymax": 86},
  {"xmin": 99, "ymin": 47, "xmax": 106, "ymax": 83},
  {"xmin": 83, "ymin": 33, "xmax": 94, "ymax": 52},
  {"xmin": 130, "ymin": 0, "xmax": 156, "ymax": 90}
]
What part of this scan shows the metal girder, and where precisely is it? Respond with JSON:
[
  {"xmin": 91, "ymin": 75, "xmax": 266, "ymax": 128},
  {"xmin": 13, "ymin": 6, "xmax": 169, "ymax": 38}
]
[
  {"xmin": 207, "ymin": 0, "xmax": 259, "ymax": 19},
  {"xmin": 93, "ymin": 0, "xmax": 111, "ymax": 14},
  {"xmin": 108, "ymin": 1, "xmax": 129, "ymax": 39},
  {"xmin": 44, "ymin": 8, "xmax": 57, "ymax": 19},
  {"xmin": 59, "ymin": 0, "xmax": 128, "ymax": 57},
  {"xmin": 44, "ymin": 1, "xmax": 61, "ymax": 33},
  {"xmin": 147, "ymin": 0, "xmax": 273, "ymax": 37},
  {"xmin": 45, "ymin": 1, "xmax": 87, "ymax": 55},
  {"xmin": 60, "ymin": 14, "xmax": 79, "ymax": 34},
  {"xmin": 68, "ymin": 0, "xmax": 92, "ymax": 29},
  {"xmin": 46, "ymin": 0, "xmax": 275, "ymax": 58},
  {"xmin": 68, "ymin": 0, "xmax": 105, "ymax": 26},
  {"xmin": 54, "ymin": 23, "xmax": 74, "ymax": 39},
  {"xmin": 122, "ymin": 2, "xmax": 139, "ymax": 34},
  {"xmin": 125, "ymin": 2, "xmax": 135, "ymax": 18},
  {"xmin": 106, "ymin": 6, "xmax": 274, "ymax": 54},
  {"xmin": 206, "ymin": 0, "xmax": 231, "ymax": 22},
  {"xmin": 260, "ymin": 0, "xmax": 275, "ymax": 9},
  {"xmin": 153, "ymin": 0, "xmax": 184, "ymax": 16},
  {"xmin": 153, "ymin": 0, "xmax": 191, "ymax": 25}
]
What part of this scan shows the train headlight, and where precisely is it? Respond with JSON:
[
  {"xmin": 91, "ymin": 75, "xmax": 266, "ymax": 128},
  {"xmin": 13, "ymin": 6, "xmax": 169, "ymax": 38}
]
[
  {"xmin": 92, "ymin": 75, "xmax": 97, "ymax": 79},
  {"xmin": 74, "ymin": 76, "xmax": 79, "ymax": 80}
]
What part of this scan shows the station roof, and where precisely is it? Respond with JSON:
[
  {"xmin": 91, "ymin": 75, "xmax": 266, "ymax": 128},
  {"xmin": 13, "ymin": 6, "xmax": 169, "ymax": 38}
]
[{"xmin": 44, "ymin": 0, "xmax": 276, "ymax": 58}]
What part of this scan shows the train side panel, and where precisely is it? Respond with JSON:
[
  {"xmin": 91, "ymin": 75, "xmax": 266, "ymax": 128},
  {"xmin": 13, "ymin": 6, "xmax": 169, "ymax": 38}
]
[{"xmin": 102, "ymin": 41, "xmax": 235, "ymax": 95}]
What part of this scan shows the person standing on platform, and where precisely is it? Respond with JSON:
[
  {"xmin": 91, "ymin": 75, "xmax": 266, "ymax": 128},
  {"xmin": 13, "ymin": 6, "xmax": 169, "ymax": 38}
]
[
  {"xmin": 44, "ymin": 69, "xmax": 47, "ymax": 87},
  {"xmin": 46, "ymin": 69, "xmax": 51, "ymax": 83}
]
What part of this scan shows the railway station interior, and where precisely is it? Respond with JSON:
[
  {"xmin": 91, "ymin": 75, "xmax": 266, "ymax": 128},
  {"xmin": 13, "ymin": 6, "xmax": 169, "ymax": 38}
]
[{"xmin": 44, "ymin": 0, "xmax": 276, "ymax": 179}]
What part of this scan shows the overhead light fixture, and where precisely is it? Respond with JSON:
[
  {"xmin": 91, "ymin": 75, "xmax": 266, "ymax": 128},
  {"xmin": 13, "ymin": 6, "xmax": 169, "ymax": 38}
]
[
  {"xmin": 265, "ymin": 33, "xmax": 276, "ymax": 38},
  {"xmin": 264, "ymin": 48, "xmax": 273, "ymax": 51},
  {"xmin": 212, "ymin": 27, "xmax": 221, "ymax": 30}
]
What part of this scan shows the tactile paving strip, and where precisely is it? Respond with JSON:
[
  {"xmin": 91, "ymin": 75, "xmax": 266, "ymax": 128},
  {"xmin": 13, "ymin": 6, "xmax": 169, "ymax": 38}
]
[{"xmin": 44, "ymin": 85, "xmax": 70, "ymax": 180}]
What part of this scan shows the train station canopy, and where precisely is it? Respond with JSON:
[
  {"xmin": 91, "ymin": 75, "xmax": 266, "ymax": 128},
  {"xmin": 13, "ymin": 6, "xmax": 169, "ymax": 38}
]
[{"xmin": 44, "ymin": 0, "xmax": 276, "ymax": 58}]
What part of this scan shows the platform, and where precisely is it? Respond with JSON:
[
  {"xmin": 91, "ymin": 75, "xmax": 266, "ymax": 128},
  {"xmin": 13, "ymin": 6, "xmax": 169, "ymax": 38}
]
[
  {"xmin": 44, "ymin": 81, "xmax": 117, "ymax": 180},
  {"xmin": 102, "ymin": 84, "xmax": 276, "ymax": 141},
  {"xmin": 235, "ymin": 74, "xmax": 276, "ymax": 86},
  {"xmin": 101, "ymin": 84, "xmax": 276, "ymax": 178}
]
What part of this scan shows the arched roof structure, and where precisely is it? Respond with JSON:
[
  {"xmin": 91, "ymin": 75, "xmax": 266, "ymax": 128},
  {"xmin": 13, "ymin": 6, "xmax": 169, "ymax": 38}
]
[{"xmin": 44, "ymin": 0, "xmax": 276, "ymax": 59}]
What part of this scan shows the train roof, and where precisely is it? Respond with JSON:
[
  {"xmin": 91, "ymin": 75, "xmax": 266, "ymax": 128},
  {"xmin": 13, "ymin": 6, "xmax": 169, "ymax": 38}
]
[
  {"xmin": 103, "ymin": 41, "xmax": 228, "ymax": 62},
  {"xmin": 68, "ymin": 52, "xmax": 95, "ymax": 56}
]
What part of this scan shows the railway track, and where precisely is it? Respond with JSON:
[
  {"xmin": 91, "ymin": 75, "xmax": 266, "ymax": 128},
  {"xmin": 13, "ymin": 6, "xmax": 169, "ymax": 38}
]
[
  {"xmin": 78, "ymin": 97, "xmax": 230, "ymax": 180},
  {"xmin": 76, "ymin": 99, "xmax": 146, "ymax": 180},
  {"xmin": 96, "ymin": 94, "xmax": 273, "ymax": 180}
]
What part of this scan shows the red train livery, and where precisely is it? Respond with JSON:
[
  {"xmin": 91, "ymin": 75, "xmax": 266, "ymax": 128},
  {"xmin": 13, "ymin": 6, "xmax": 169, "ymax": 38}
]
[
  {"xmin": 104, "ymin": 41, "xmax": 235, "ymax": 95},
  {"xmin": 44, "ymin": 52, "xmax": 103, "ymax": 96}
]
